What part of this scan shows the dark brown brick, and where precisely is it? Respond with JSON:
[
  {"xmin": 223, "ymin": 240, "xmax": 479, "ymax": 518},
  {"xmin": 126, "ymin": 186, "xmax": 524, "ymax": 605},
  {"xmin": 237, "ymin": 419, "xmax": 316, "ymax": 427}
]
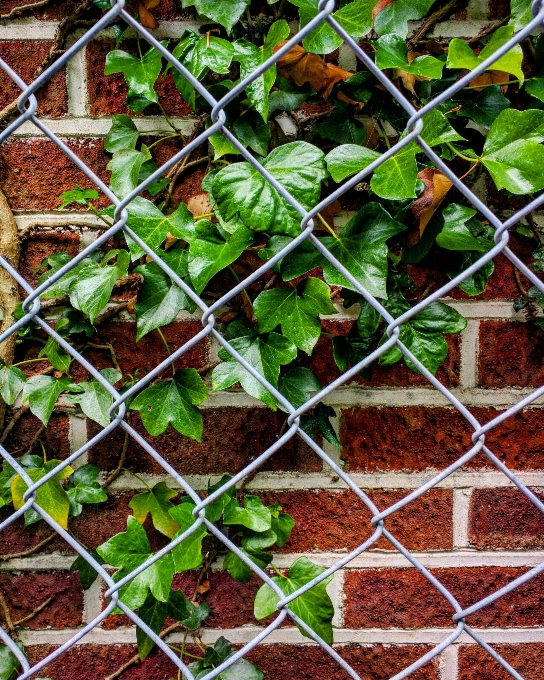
[
  {"xmin": 459, "ymin": 644, "xmax": 544, "ymax": 680},
  {"xmin": 0, "ymin": 42, "xmax": 67, "ymax": 116},
  {"xmin": 344, "ymin": 567, "xmax": 544, "ymax": 628},
  {"xmin": 469, "ymin": 488, "xmax": 544, "ymax": 549},
  {"xmin": 259, "ymin": 489, "xmax": 453, "ymax": 552},
  {"xmin": 479, "ymin": 321, "xmax": 544, "ymax": 388},
  {"xmin": 18, "ymin": 231, "xmax": 80, "ymax": 287},
  {"xmin": 0, "ymin": 571, "xmax": 83, "ymax": 629},
  {"xmin": 1, "ymin": 411, "xmax": 70, "ymax": 460}
]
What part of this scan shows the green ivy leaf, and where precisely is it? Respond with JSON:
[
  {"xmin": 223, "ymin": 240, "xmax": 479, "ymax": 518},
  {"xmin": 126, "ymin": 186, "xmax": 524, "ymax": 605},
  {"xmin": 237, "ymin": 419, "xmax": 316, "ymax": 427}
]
[
  {"xmin": 481, "ymin": 108, "xmax": 544, "ymax": 194},
  {"xmin": 38, "ymin": 336, "xmax": 71, "ymax": 374},
  {"xmin": 447, "ymin": 251, "xmax": 495, "ymax": 296},
  {"xmin": 168, "ymin": 502, "xmax": 208, "ymax": 572},
  {"xmin": 134, "ymin": 262, "xmax": 195, "ymax": 341},
  {"xmin": 21, "ymin": 375, "xmax": 72, "ymax": 426},
  {"xmin": 375, "ymin": 33, "xmax": 444, "ymax": 78},
  {"xmin": 526, "ymin": 77, "xmax": 544, "ymax": 102},
  {"xmin": 223, "ymin": 495, "xmax": 272, "ymax": 532},
  {"xmin": 65, "ymin": 370, "xmax": 119, "ymax": 428},
  {"xmin": 104, "ymin": 114, "xmax": 139, "ymax": 153},
  {"xmin": 301, "ymin": 402, "xmax": 341, "ymax": 449},
  {"xmin": 315, "ymin": 101, "xmax": 367, "ymax": 145},
  {"xmin": 270, "ymin": 510, "xmax": 295, "ymax": 548},
  {"xmin": 436, "ymin": 204, "xmax": 493, "ymax": 251},
  {"xmin": 11, "ymin": 459, "xmax": 73, "ymax": 530},
  {"xmin": 130, "ymin": 369, "xmax": 208, "ymax": 441},
  {"xmin": 325, "ymin": 144, "xmax": 380, "ymax": 183},
  {"xmin": 185, "ymin": 636, "xmax": 264, "ymax": 680},
  {"xmin": 108, "ymin": 146, "xmax": 151, "ymax": 199},
  {"xmin": 224, "ymin": 550, "xmax": 253, "ymax": 582},
  {"xmin": 269, "ymin": 77, "xmax": 315, "ymax": 115},
  {"xmin": 212, "ymin": 332, "xmax": 298, "ymax": 409},
  {"xmin": 278, "ymin": 367, "xmax": 321, "ymax": 409},
  {"xmin": 104, "ymin": 43, "xmax": 166, "ymax": 114},
  {"xmin": 446, "ymin": 27, "xmax": 524, "ymax": 82},
  {"xmin": 0, "ymin": 365, "xmax": 26, "ymax": 406},
  {"xmin": 168, "ymin": 591, "xmax": 210, "ymax": 629},
  {"xmin": 452, "ymin": 86, "xmax": 510, "ymax": 129},
  {"xmin": 232, "ymin": 108, "xmax": 271, "ymax": 157},
  {"xmin": 188, "ymin": 222, "xmax": 253, "ymax": 294},
  {"xmin": 254, "ymin": 556, "xmax": 334, "ymax": 643},
  {"xmin": 254, "ymin": 277, "xmax": 336, "ymax": 355},
  {"xmin": 292, "ymin": 0, "xmax": 374, "ymax": 55},
  {"xmin": 57, "ymin": 185, "xmax": 99, "ymax": 210},
  {"xmin": 181, "ymin": 0, "xmax": 249, "ymax": 32},
  {"xmin": 70, "ymin": 550, "xmax": 105, "ymax": 590},
  {"xmin": 136, "ymin": 592, "xmax": 168, "ymax": 661},
  {"xmin": 510, "ymin": 0, "xmax": 532, "ymax": 31},
  {"xmin": 129, "ymin": 482, "xmax": 180, "ymax": 539},
  {"xmin": 96, "ymin": 516, "xmax": 175, "ymax": 609},
  {"xmin": 205, "ymin": 474, "xmax": 236, "ymax": 523},
  {"xmin": 65, "ymin": 464, "xmax": 108, "ymax": 517},
  {"xmin": 212, "ymin": 142, "xmax": 328, "ymax": 237},
  {"xmin": 0, "ymin": 644, "xmax": 21, "ymax": 680},
  {"xmin": 374, "ymin": 0, "xmax": 435, "ymax": 36}
]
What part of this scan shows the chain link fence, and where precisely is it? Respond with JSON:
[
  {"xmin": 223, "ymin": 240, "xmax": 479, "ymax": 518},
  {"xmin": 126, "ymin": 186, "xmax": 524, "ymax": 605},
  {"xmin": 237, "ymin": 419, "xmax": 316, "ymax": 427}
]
[{"xmin": 1, "ymin": 0, "xmax": 544, "ymax": 678}]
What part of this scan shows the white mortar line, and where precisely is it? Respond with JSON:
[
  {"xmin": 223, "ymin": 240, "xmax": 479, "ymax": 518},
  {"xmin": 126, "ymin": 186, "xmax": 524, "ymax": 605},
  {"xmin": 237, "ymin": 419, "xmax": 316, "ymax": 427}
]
[
  {"xmin": 466, "ymin": 0, "xmax": 490, "ymax": 19},
  {"xmin": 4, "ymin": 550, "xmax": 544, "ymax": 573},
  {"xmin": 68, "ymin": 414, "xmax": 90, "ymax": 469},
  {"xmin": 15, "ymin": 212, "xmax": 105, "ymax": 229},
  {"xmin": 459, "ymin": 320, "xmax": 479, "ymax": 389},
  {"xmin": 452, "ymin": 489, "xmax": 472, "ymax": 549},
  {"xmin": 0, "ymin": 20, "xmax": 58, "ymax": 40},
  {"xmin": 18, "ymin": 625, "xmax": 544, "ymax": 647},
  {"xmin": 66, "ymin": 43, "xmax": 89, "ymax": 117},
  {"xmin": 10, "ymin": 116, "xmax": 197, "ymax": 137},
  {"xmin": 329, "ymin": 570, "xmax": 343, "ymax": 629},
  {"xmin": 83, "ymin": 576, "xmax": 103, "ymax": 626},
  {"xmin": 440, "ymin": 645, "xmax": 458, "ymax": 680}
]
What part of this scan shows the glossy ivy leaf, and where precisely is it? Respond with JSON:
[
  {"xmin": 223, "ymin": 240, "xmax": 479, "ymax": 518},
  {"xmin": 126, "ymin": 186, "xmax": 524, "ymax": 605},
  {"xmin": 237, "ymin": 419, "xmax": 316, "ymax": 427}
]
[
  {"xmin": 526, "ymin": 77, "xmax": 544, "ymax": 102},
  {"xmin": 232, "ymin": 108, "xmax": 271, "ymax": 157},
  {"xmin": 325, "ymin": 144, "xmax": 380, "ymax": 183},
  {"xmin": 169, "ymin": 502, "xmax": 208, "ymax": 572},
  {"xmin": 130, "ymin": 369, "xmax": 208, "ymax": 441},
  {"xmin": 278, "ymin": 367, "xmax": 321, "ymax": 409},
  {"xmin": 134, "ymin": 262, "xmax": 195, "ymax": 341},
  {"xmin": 0, "ymin": 365, "xmax": 26, "ymax": 406},
  {"xmin": 137, "ymin": 592, "xmax": 168, "ymax": 661},
  {"xmin": 104, "ymin": 114, "xmax": 139, "ymax": 153},
  {"xmin": 104, "ymin": 42, "xmax": 166, "ymax": 113},
  {"xmin": 223, "ymin": 495, "xmax": 272, "ymax": 532},
  {"xmin": 270, "ymin": 505, "xmax": 295, "ymax": 548},
  {"xmin": 188, "ymin": 222, "xmax": 253, "ymax": 294},
  {"xmin": 374, "ymin": 0, "xmax": 435, "ymax": 37},
  {"xmin": 292, "ymin": 0, "xmax": 374, "ymax": 55},
  {"xmin": 21, "ymin": 375, "xmax": 72, "ymax": 426},
  {"xmin": 39, "ymin": 336, "xmax": 71, "ymax": 374},
  {"xmin": 129, "ymin": 481, "xmax": 180, "ymax": 538},
  {"xmin": 224, "ymin": 550, "xmax": 253, "ymax": 582},
  {"xmin": 181, "ymin": 0, "xmax": 249, "ymax": 32},
  {"xmin": 410, "ymin": 302, "xmax": 468, "ymax": 334},
  {"xmin": 58, "ymin": 185, "xmax": 99, "ymax": 209},
  {"xmin": 448, "ymin": 251, "xmax": 495, "ymax": 296},
  {"xmin": 300, "ymin": 402, "xmax": 341, "ymax": 449},
  {"xmin": 65, "ymin": 370, "xmax": 121, "ymax": 428},
  {"xmin": 436, "ymin": 204, "xmax": 493, "ymax": 251},
  {"xmin": 371, "ymin": 144, "xmax": 419, "ymax": 200},
  {"xmin": 254, "ymin": 277, "xmax": 337, "ymax": 354},
  {"xmin": 320, "ymin": 203, "xmax": 406, "ymax": 298},
  {"xmin": 168, "ymin": 592, "xmax": 210, "ymax": 629},
  {"xmin": 36, "ymin": 251, "xmax": 99, "ymax": 301},
  {"xmin": 446, "ymin": 27, "xmax": 524, "ymax": 83},
  {"xmin": 375, "ymin": 33, "xmax": 444, "ymax": 79},
  {"xmin": 108, "ymin": 146, "xmax": 151, "ymax": 199},
  {"xmin": 205, "ymin": 474, "xmax": 236, "ymax": 523},
  {"xmin": 232, "ymin": 20, "xmax": 290, "ymax": 120},
  {"xmin": 97, "ymin": 516, "xmax": 175, "ymax": 609},
  {"xmin": 212, "ymin": 332, "xmax": 298, "ymax": 409},
  {"xmin": 65, "ymin": 464, "xmax": 108, "ymax": 517},
  {"xmin": 254, "ymin": 556, "xmax": 334, "ymax": 643},
  {"xmin": 68, "ymin": 250, "xmax": 130, "ymax": 323},
  {"xmin": 185, "ymin": 636, "xmax": 264, "ymax": 680},
  {"xmin": 510, "ymin": 0, "xmax": 532, "ymax": 31},
  {"xmin": 315, "ymin": 101, "xmax": 367, "ymax": 146},
  {"xmin": 11, "ymin": 459, "xmax": 73, "ymax": 529},
  {"xmin": 212, "ymin": 142, "xmax": 328, "ymax": 237},
  {"xmin": 452, "ymin": 86, "xmax": 510, "ymax": 129},
  {"xmin": 269, "ymin": 77, "xmax": 315, "ymax": 115},
  {"xmin": 70, "ymin": 550, "xmax": 105, "ymax": 590},
  {"xmin": 481, "ymin": 108, "xmax": 544, "ymax": 194},
  {"xmin": 0, "ymin": 644, "xmax": 20, "ymax": 680}
]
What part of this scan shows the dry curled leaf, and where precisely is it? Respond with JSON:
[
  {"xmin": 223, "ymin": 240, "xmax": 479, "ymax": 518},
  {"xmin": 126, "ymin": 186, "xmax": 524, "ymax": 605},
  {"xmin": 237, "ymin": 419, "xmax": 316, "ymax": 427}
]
[
  {"xmin": 197, "ymin": 579, "xmax": 211, "ymax": 595},
  {"xmin": 407, "ymin": 168, "xmax": 453, "ymax": 246},
  {"xmin": 187, "ymin": 193, "xmax": 213, "ymax": 218},
  {"xmin": 468, "ymin": 69, "xmax": 510, "ymax": 92},
  {"xmin": 138, "ymin": 0, "xmax": 161, "ymax": 29},
  {"xmin": 274, "ymin": 42, "xmax": 353, "ymax": 100}
]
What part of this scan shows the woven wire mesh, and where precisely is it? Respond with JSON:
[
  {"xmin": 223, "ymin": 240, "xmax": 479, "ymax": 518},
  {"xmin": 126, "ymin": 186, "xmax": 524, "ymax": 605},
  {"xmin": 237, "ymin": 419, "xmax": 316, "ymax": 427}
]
[{"xmin": 1, "ymin": 0, "xmax": 544, "ymax": 677}]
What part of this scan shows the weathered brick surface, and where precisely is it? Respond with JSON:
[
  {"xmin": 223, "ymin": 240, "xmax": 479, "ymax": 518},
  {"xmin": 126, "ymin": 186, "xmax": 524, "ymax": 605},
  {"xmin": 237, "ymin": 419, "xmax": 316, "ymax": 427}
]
[
  {"xmin": 340, "ymin": 406, "xmax": 544, "ymax": 471},
  {"xmin": 458, "ymin": 644, "xmax": 544, "ymax": 680},
  {"xmin": 259, "ymin": 489, "xmax": 453, "ymax": 552},
  {"xmin": 344, "ymin": 567, "xmax": 544, "ymax": 629},
  {"xmin": 18, "ymin": 230, "xmax": 81, "ymax": 286},
  {"xmin": 0, "ymin": 139, "xmax": 109, "ymax": 210},
  {"xmin": 478, "ymin": 321, "xmax": 544, "ymax": 388},
  {"xmin": 0, "ymin": 572, "xmax": 83, "ymax": 629},
  {"xmin": 1, "ymin": 410, "xmax": 70, "ymax": 460},
  {"xmin": 469, "ymin": 488, "xmax": 544, "ymax": 549},
  {"xmin": 0, "ymin": 42, "xmax": 67, "ymax": 116},
  {"xmin": 86, "ymin": 40, "xmax": 192, "ymax": 117},
  {"xmin": 88, "ymin": 407, "xmax": 322, "ymax": 475}
]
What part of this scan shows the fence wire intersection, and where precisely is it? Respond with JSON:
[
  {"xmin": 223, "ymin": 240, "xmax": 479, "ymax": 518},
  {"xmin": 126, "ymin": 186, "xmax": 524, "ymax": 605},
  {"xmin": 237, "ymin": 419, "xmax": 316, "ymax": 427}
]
[{"xmin": 1, "ymin": 0, "xmax": 544, "ymax": 678}]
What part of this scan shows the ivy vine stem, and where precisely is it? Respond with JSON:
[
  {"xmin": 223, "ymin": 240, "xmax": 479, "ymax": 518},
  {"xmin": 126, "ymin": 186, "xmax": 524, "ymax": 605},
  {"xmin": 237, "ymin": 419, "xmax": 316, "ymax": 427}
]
[{"xmin": 445, "ymin": 142, "xmax": 481, "ymax": 163}]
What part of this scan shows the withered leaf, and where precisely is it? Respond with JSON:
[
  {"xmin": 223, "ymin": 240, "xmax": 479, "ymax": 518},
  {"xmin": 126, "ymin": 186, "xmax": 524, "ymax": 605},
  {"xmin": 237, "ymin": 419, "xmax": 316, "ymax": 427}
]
[
  {"xmin": 408, "ymin": 168, "xmax": 452, "ymax": 246},
  {"xmin": 138, "ymin": 0, "xmax": 162, "ymax": 29}
]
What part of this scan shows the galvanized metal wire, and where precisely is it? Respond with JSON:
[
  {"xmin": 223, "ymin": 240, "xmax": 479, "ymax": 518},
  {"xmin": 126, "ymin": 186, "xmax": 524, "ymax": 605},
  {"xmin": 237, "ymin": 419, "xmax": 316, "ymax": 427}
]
[{"xmin": 1, "ymin": 0, "xmax": 544, "ymax": 677}]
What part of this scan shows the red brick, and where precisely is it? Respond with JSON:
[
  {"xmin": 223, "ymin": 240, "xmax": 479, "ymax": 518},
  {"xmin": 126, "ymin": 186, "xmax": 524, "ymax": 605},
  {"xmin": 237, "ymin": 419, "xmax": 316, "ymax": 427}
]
[
  {"xmin": 0, "ymin": 0, "xmax": 92, "ymax": 19},
  {"xmin": 459, "ymin": 644, "xmax": 544, "ymax": 680},
  {"xmin": 259, "ymin": 489, "xmax": 453, "ymax": 552},
  {"xmin": 301, "ymin": 326, "xmax": 461, "ymax": 389},
  {"xmin": 340, "ymin": 406, "xmax": 544, "ymax": 472},
  {"xmin": 0, "ymin": 42, "xmax": 67, "ymax": 116},
  {"xmin": 18, "ymin": 230, "xmax": 80, "ymax": 287},
  {"xmin": 1, "ymin": 410, "xmax": 70, "ymax": 460},
  {"xmin": 344, "ymin": 567, "xmax": 544, "ymax": 628},
  {"xmin": 0, "ymin": 139, "xmax": 109, "ymax": 211},
  {"xmin": 478, "ymin": 321, "xmax": 544, "ymax": 388},
  {"xmin": 0, "ymin": 571, "xmax": 83, "ymax": 629},
  {"xmin": 88, "ymin": 406, "xmax": 322, "ymax": 475},
  {"xmin": 87, "ymin": 40, "xmax": 192, "ymax": 117},
  {"xmin": 469, "ymin": 488, "xmax": 544, "ymax": 549}
]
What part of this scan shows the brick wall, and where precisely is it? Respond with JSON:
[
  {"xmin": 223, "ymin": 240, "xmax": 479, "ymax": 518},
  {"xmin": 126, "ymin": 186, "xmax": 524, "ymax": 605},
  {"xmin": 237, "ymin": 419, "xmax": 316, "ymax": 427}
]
[{"xmin": 1, "ymin": 2, "xmax": 543, "ymax": 679}]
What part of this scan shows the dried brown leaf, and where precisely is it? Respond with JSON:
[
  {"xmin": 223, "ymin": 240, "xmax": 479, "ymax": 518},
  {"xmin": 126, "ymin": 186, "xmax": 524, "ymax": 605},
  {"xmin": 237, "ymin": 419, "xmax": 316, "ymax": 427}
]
[
  {"xmin": 138, "ymin": 0, "xmax": 161, "ymax": 29},
  {"xmin": 408, "ymin": 168, "xmax": 452, "ymax": 246}
]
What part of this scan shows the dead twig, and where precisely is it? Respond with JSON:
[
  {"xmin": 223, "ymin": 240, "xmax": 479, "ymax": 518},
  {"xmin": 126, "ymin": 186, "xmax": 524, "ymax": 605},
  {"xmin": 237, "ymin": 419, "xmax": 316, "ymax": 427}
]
[
  {"xmin": 0, "ymin": 403, "xmax": 30, "ymax": 445},
  {"xmin": 0, "ymin": 532, "xmax": 57, "ymax": 561},
  {"xmin": 102, "ymin": 430, "xmax": 129, "ymax": 488},
  {"xmin": 83, "ymin": 343, "xmax": 122, "ymax": 374},
  {"xmin": 408, "ymin": 0, "xmax": 464, "ymax": 49},
  {"xmin": 13, "ymin": 595, "xmax": 54, "ymax": 627},
  {"xmin": 0, "ymin": 590, "xmax": 18, "ymax": 642},
  {"xmin": 466, "ymin": 15, "xmax": 510, "ymax": 45},
  {"xmin": 0, "ymin": 0, "xmax": 57, "ymax": 20},
  {"xmin": 195, "ymin": 360, "xmax": 221, "ymax": 375}
]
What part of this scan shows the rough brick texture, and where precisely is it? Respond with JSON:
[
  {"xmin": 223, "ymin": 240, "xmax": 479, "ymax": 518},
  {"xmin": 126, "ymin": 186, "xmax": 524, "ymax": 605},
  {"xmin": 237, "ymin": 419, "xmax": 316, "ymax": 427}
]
[{"xmin": 458, "ymin": 644, "xmax": 544, "ymax": 680}]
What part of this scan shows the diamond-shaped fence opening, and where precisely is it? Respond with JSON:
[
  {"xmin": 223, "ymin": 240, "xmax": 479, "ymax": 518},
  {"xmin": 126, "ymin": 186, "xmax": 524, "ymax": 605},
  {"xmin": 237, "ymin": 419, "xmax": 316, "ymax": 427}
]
[{"xmin": 1, "ymin": 0, "xmax": 544, "ymax": 678}]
